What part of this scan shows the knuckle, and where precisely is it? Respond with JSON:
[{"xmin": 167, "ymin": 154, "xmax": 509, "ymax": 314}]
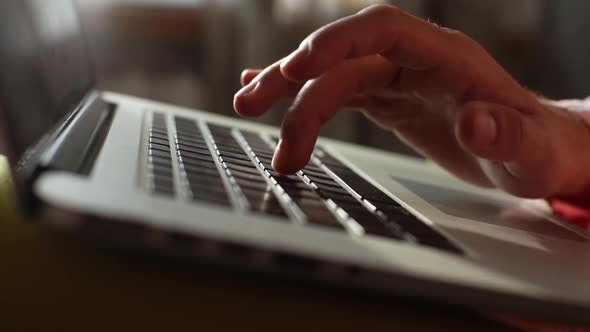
[
  {"xmin": 359, "ymin": 4, "xmax": 402, "ymax": 18},
  {"xmin": 441, "ymin": 27, "xmax": 476, "ymax": 47}
]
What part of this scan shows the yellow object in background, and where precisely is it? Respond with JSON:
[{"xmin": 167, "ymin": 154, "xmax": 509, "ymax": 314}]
[{"xmin": 0, "ymin": 155, "xmax": 23, "ymax": 224}]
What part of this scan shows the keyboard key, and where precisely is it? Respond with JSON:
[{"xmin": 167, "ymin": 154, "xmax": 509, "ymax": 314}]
[
  {"xmin": 241, "ymin": 135, "xmax": 266, "ymax": 145},
  {"xmin": 236, "ymin": 178, "xmax": 271, "ymax": 191},
  {"xmin": 151, "ymin": 124, "xmax": 167, "ymax": 132},
  {"xmin": 176, "ymin": 147, "xmax": 211, "ymax": 159},
  {"xmin": 373, "ymin": 202, "xmax": 408, "ymax": 217},
  {"xmin": 208, "ymin": 126, "xmax": 233, "ymax": 135},
  {"xmin": 307, "ymin": 177, "xmax": 342, "ymax": 190},
  {"xmin": 176, "ymin": 135, "xmax": 207, "ymax": 146},
  {"xmin": 213, "ymin": 136, "xmax": 238, "ymax": 144},
  {"xmin": 293, "ymin": 196, "xmax": 329, "ymax": 209},
  {"xmin": 191, "ymin": 193, "xmax": 231, "ymax": 206},
  {"xmin": 184, "ymin": 168, "xmax": 222, "ymax": 180},
  {"xmin": 222, "ymin": 157, "xmax": 257, "ymax": 168},
  {"xmin": 149, "ymin": 143, "xmax": 170, "ymax": 153},
  {"xmin": 176, "ymin": 143, "xmax": 209, "ymax": 154},
  {"xmin": 184, "ymin": 176, "xmax": 225, "ymax": 189},
  {"xmin": 149, "ymin": 176, "xmax": 174, "ymax": 188},
  {"xmin": 277, "ymin": 180, "xmax": 312, "ymax": 191},
  {"xmin": 149, "ymin": 140, "xmax": 170, "ymax": 148},
  {"xmin": 179, "ymin": 156, "xmax": 216, "ymax": 171},
  {"xmin": 241, "ymin": 187, "xmax": 272, "ymax": 202},
  {"xmin": 189, "ymin": 180, "xmax": 230, "ymax": 205},
  {"xmin": 177, "ymin": 135, "xmax": 205, "ymax": 144},
  {"xmin": 326, "ymin": 195, "xmax": 362, "ymax": 207},
  {"xmin": 219, "ymin": 150, "xmax": 252, "ymax": 163},
  {"xmin": 153, "ymin": 184, "xmax": 174, "ymax": 195},
  {"xmin": 184, "ymin": 165, "xmax": 224, "ymax": 178},
  {"xmin": 255, "ymin": 157, "xmax": 274, "ymax": 166},
  {"xmin": 179, "ymin": 158, "xmax": 216, "ymax": 170},
  {"xmin": 232, "ymin": 168, "xmax": 266, "ymax": 181},
  {"xmin": 250, "ymin": 195, "xmax": 288, "ymax": 218},
  {"xmin": 175, "ymin": 126, "xmax": 200, "ymax": 134},
  {"xmin": 174, "ymin": 117, "xmax": 197, "ymax": 127},
  {"xmin": 149, "ymin": 156, "xmax": 173, "ymax": 167},
  {"xmin": 214, "ymin": 144, "xmax": 246, "ymax": 154},
  {"xmin": 302, "ymin": 171, "xmax": 334, "ymax": 182},
  {"xmin": 149, "ymin": 165, "xmax": 173, "ymax": 179},
  {"xmin": 286, "ymin": 191, "xmax": 319, "ymax": 202},
  {"xmin": 149, "ymin": 149, "xmax": 172, "ymax": 160},
  {"xmin": 314, "ymin": 183, "xmax": 350, "ymax": 196},
  {"xmin": 149, "ymin": 128, "xmax": 168, "ymax": 135},
  {"xmin": 341, "ymin": 205, "xmax": 399, "ymax": 238},
  {"xmin": 189, "ymin": 181, "xmax": 227, "ymax": 194},
  {"xmin": 249, "ymin": 142, "xmax": 274, "ymax": 150},
  {"xmin": 249, "ymin": 143, "xmax": 274, "ymax": 153},
  {"xmin": 270, "ymin": 173, "xmax": 301, "ymax": 182},
  {"xmin": 178, "ymin": 151, "xmax": 214, "ymax": 163},
  {"xmin": 226, "ymin": 163, "xmax": 260, "ymax": 175},
  {"xmin": 149, "ymin": 136, "xmax": 169, "ymax": 145},
  {"xmin": 231, "ymin": 172, "xmax": 267, "ymax": 185},
  {"xmin": 252, "ymin": 148, "xmax": 274, "ymax": 156},
  {"xmin": 302, "ymin": 163, "xmax": 324, "ymax": 171},
  {"xmin": 329, "ymin": 171, "xmax": 393, "ymax": 203},
  {"xmin": 176, "ymin": 144, "xmax": 210, "ymax": 154},
  {"xmin": 175, "ymin": 123, "xmax": 201, "ymax": 132},
  {"xmin": 179, "ymin": 155, "xmax": 215, "ymax": 167},
  {"xmin": 175, "ymin": 123, "xmax": 199, "ymax": 131},
  {"xmin": 275, "ymin": 179, "xmax": 343, "ymax": 229},
  {"xmin": 301, "ymin": 205, "xmax": 343, "ymax": 229},
  {"xmin": 190, "ymin": 189, "xmax": 230, "ymax": 204}
]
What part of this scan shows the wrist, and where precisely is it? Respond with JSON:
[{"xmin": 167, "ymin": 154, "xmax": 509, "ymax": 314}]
[{"xmin": 541, "ymin": 97, "xmax": 590, "ymax": 226}]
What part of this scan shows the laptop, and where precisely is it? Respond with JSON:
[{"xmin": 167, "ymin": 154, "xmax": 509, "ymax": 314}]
[{"xmin": 2, "ymin": 0, "xmax": 590, "ymax": 324}]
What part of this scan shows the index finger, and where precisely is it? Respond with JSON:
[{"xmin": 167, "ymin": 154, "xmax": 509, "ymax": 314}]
[
  {"xmin": 280, "ymin": 4, "xmax": 461, "ymax": 81},
  {"xmin": 279, "ymin": 4, "xmax": 536, "ymax": 112}
]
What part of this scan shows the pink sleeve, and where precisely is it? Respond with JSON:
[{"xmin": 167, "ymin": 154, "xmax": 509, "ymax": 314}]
[{"xmin": 547, "ymin": 197, "xmax": 590, "ymax": 230}]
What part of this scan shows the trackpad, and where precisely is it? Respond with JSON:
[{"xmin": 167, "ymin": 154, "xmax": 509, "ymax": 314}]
[{"xmin": 394, "ymin": 178, "xmax": 586, "ymax": 242}]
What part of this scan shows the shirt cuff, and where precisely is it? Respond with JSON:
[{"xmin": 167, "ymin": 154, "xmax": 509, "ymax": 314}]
[{"xmin": 546, "ymin": 197, "xmax": 590, "ymax": 230}]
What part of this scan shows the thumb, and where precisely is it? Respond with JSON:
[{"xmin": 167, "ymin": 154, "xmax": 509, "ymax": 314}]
[
  {"xmin": 456, "ymin": 101, "xmax": 540, "ymax": 162},
  {"xmin": 456, "ymin": 100, "xmax": 555, "ymax": 197}
]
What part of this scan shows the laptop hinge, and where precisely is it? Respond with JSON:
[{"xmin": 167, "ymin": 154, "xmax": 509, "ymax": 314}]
[
  {"xmin": 16, "ymin": 90, "xmax": 116, "ymax": 211},
  {"xmin": 39, "ymin": 91, "xmax": 115, "ymax": 174}
]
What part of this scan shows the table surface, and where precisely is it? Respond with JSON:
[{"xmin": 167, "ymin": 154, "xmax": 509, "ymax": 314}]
[{"xmin": 0, "ymin": 156, "xmax": 515, "ymax": 331}]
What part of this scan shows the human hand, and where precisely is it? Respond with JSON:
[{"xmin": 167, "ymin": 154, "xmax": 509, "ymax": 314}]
[{"xmin": 233, "ymin": 4, "xmax": 590, "ymax": 200}]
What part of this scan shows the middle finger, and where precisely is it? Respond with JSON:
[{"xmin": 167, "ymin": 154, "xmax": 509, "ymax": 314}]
[{"xmin": 234, "ymin": 63, "xmax": 303, "ymax": 117}]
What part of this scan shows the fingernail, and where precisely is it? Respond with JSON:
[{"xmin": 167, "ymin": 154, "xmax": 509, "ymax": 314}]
[
  {"xmin": 240, "ymin": 69, "xmax": 255, "ymax": 85},
  {"xmin": 272, "ymin": 139, "xmax": 288, "ymax": 171},
  {"xmin": 235, "ymin": 82, "xmax": 259, "ymax": 98},
  {"xmin": 280, "ymin": 46, "xmax": 310, "ymax": 72},
  {"xmin": 477, "ymin": 112, "xmax": 498, "ymax": 145}
]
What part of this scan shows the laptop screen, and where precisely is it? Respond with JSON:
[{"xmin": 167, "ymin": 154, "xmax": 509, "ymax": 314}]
[{"xmin": 0, "ymin": 0, "xmax": 94, "ymax": 165}]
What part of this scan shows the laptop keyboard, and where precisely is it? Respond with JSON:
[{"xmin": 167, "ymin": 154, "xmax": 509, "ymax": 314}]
[{"xmin": 145, "ymin": 112, "xmax": 463, "ymax": 255}]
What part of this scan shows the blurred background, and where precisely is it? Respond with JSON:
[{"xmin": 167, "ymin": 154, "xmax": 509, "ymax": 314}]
[{"xmin": 77, "ymin": 0, "xmax": 590, "ymax": 156}]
